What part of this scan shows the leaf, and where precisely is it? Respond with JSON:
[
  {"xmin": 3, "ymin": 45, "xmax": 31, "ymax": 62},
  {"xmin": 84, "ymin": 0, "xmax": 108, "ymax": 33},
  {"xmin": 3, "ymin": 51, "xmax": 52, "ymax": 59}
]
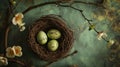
[
  {"xmin": 88, "ymin": 24, "xmax": 95, "ymax": 31},
  {"xmin": 10, "ymin": 0, "xmax": 16, "ymax": 6}
]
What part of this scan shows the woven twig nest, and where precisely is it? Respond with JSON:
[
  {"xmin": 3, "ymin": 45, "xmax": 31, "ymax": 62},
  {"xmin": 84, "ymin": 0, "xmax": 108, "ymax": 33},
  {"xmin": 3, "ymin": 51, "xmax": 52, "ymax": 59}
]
[{"xmin": 28, "ymin": 15, "xmax": 74, "ymax": 62}]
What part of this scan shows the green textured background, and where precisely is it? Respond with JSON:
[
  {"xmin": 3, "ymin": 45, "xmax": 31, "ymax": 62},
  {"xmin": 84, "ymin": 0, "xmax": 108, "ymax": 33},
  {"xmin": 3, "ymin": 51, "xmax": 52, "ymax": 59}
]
[{"xmin": 0, "ymin": 0, "xmax": 119, "ymax": 67}]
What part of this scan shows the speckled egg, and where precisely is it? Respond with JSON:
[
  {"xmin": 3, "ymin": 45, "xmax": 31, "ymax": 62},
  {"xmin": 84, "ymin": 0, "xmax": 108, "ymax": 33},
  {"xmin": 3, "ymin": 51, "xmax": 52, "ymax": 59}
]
[
  {"xmin": 47, "ymin": 40, "xmax": 59, "ymax": 51},
  {"xmin": 47, "ymin": 29, "xmax": 61, "ymax": 39},
  {"xmin": 37, "ymin": 31, "xmax": 47, "ymax": 45}
]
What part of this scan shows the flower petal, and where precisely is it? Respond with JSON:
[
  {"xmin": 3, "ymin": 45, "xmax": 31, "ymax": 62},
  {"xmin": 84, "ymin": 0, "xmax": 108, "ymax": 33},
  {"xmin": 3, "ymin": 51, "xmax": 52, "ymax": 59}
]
[
  {"xmin": 12, "ymin": 13, "xmax": 24, "ymax": 25},
  {"xmin": 107, "ymin": 39, "xmax": 115, "ymax": 48},
  {"xmin": 103, "ymin": 33, "xmax": 107, "ymax": 38},
  {"xmin": 15, "ymin": 13, "xmax": 24, "ymax": 18},
  {"xmin": 12, "ymin": 17, "xmax": 17, "ymax": 25},
  {"xmin": 97, "ymin": 36, "xmax": 102, "ymax": 40},
  {"xmin": 18, "ymin": 22, "xmax": 25, "ymax": 27},
  {"xmin": 6, "ymin": 47, "xmax": 15, "ymax": 58},
  {"xmin": 0, "ymin": 56, "xmax": 8, "ymax": 66},
  {"xmin": 13, "ymin": 46, "xmax": 22, "ymax": 51},
  {"xmin": 97, "ymin": 32, "xmax": 107, "ymax": 40},
  {"xmin": 12, "ymin": 46, "xmax": 23, "ymax": 57},
  {"xmin": 12, "ymin": 12, "xmax": 25, "ymax": 32},
  {"xmin": 16, "ymin": 52, "xmax": 23, "ymax": 57},
  {"xmin": 20, "ymin": 26, "xmax": 25, "ymax": 31}
]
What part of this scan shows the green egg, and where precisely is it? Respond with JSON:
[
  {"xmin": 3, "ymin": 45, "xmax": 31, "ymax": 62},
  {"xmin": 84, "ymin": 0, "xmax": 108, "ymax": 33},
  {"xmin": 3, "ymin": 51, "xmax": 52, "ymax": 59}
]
[
  {"xmin": 37, "ymin": 31, "xmax": 47, "ymax": 45},
  {"xmin": 47, "ymin": 40, "xmax": 59, "ymax": 51},
  {"xmin": 47, "ymin": 29, "xmax": 61, "ymax": 39}
]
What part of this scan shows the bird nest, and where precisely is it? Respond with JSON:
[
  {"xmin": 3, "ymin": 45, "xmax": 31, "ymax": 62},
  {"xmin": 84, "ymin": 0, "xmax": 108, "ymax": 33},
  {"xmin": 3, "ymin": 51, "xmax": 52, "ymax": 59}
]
[{"xmin": 28, "ymin": 15, "xmax": 74, "ymax": 62}]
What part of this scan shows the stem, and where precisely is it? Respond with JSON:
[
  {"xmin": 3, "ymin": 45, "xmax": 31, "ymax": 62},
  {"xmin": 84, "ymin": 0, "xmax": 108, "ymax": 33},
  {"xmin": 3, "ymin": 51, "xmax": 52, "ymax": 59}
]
[
  {"xmin": 22, "ymin": 1, "xmax": 58, "ymax": 14},
  {"xmin": 74, "ymin": 1, "xmax": 105, "ymax": 8},
  {"xmin": 45, "ymin": 50, "xmax": 78, "ymax": 67},
  {"xmin": 64, "ymin": 50, "xmax": 78, "ymax": 58},
  {"xmin": 5, "ymin": 0, "xmax": 14, "ymax": 49},
  {"xmin": 9, "ymin": 59, "xmax": 25, "ymax": 66},
  {"xmin": 8, "ymin": 0, "xmax": 14, "ymax": 17},
  {"xmin": 22, "ymin": 1, "xmax": 105, "ymax": 14},
  {"xmin": 0, "ymin": 54, "xmax": 4, "ymax": 57},
  {"xmin": 4, "ymin": 0, "xmax": 17, "ymax": 50},
  {"xmin": 94, "ymin": 28, "xmax": 99, "ymax": 33},
  {"xmin": 102, "ymin": 37, "xmax": 109, "ymax": 42},
  {"xmin": 5, "ymin": 27, "xmax": 10, "ymax": 49},
  {"xmin": 45, "ymin": 62, "xmax": 53, "ymax": 67}
]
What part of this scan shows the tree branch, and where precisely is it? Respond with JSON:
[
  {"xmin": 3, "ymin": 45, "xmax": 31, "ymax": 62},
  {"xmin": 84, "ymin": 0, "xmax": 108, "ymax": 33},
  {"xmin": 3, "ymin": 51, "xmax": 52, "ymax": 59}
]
[
  {"xmin": 5, "ymin": 27, "xmax": 10, "ymax": 49},
  {"xmin": 8, "ymin": 0, "xmax": 14, "ymax": 17},
  {"xmin": 22, "ymin": 0, "xmax": 105, "ymax": 14},
  {"xmin": 45, "ymin": 50, "xmax": 78, "ymax": 67},
  {"xmin": 73, "ymin": 1, "xmax": 105, "ymax": 8},
  {"xmin": 9, "ymin": 59, "xmax": 25, "ymax": 66},
  {"xmin": 3, "ymin": 0, "xmax": 13, "ymax": 53},
  {"xmin": 58, "ymin": 4, "xmax": 109, "ymax": 42}
]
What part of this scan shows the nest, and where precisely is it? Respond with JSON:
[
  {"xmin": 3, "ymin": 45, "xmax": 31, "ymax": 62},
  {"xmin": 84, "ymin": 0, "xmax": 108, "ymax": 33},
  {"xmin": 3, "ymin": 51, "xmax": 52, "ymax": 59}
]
[{"xmin": 28, "ymin": 15, "xmax": 74, "ymax": 62}]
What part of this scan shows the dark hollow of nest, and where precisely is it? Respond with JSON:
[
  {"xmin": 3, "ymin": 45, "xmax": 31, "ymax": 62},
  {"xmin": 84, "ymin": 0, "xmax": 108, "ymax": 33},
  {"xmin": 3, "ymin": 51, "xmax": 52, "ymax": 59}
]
[{"xmin": 28, "ymin": 15, "xmax": 74, "ymax": 62}]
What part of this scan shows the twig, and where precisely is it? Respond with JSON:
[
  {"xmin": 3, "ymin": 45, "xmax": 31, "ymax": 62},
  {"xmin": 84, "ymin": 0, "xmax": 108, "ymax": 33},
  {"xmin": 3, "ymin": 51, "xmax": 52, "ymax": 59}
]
[
  {"xmin": 45, "ymin": 50, "xmax": 78, "ymax": 67},
  {"xmin": 94, "ymin": 28, "xmax": 99, "ymax": 33},
  {"xmin": 63, "ymin": 50, "xmax": 78, "ymax": 58},
  {"xmin": 58, "ymin": 4, "xmax": 92, "ymax": 23},
  {"xmin": 102, "ymin": 37, "xmax": 109, "ymax": 42},
  {"xmin": 0, "ymin": 54, "xmax": 4, "ymax": 57},
  {"xmin": 5, "ymin": 27, "xmax": 10, "ymax": 49},
  {"xmin": 73, "ymin": 1, "xmax": 105, "ymax": 9},
  {"xmin": 8, "ymin": 0, "xmax": 14, "ymax": 17},
  {"xmin": 45, "ymin": 62, "xmax": 53, "ymax": 67},
  {"xmin": 3, "ymin": 0, "xmax": 13, "ymax": 52},
  {"xmin": 9, "ymin": 59, "xmax": 25, "ymax": 66},
  {"xmin": 22, "ymin": 1, "xmax": 58, "ymax": 14},
  {"xmin": 22, "ymin": 0, "xmax": 105, "ymax": 14}
]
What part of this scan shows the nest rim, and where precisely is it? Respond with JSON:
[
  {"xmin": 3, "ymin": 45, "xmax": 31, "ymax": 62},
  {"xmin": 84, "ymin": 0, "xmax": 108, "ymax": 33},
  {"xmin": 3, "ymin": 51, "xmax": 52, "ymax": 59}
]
[{"xmin": 28, "ymin": 15, "xmax": 74, "ymax": 62}]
